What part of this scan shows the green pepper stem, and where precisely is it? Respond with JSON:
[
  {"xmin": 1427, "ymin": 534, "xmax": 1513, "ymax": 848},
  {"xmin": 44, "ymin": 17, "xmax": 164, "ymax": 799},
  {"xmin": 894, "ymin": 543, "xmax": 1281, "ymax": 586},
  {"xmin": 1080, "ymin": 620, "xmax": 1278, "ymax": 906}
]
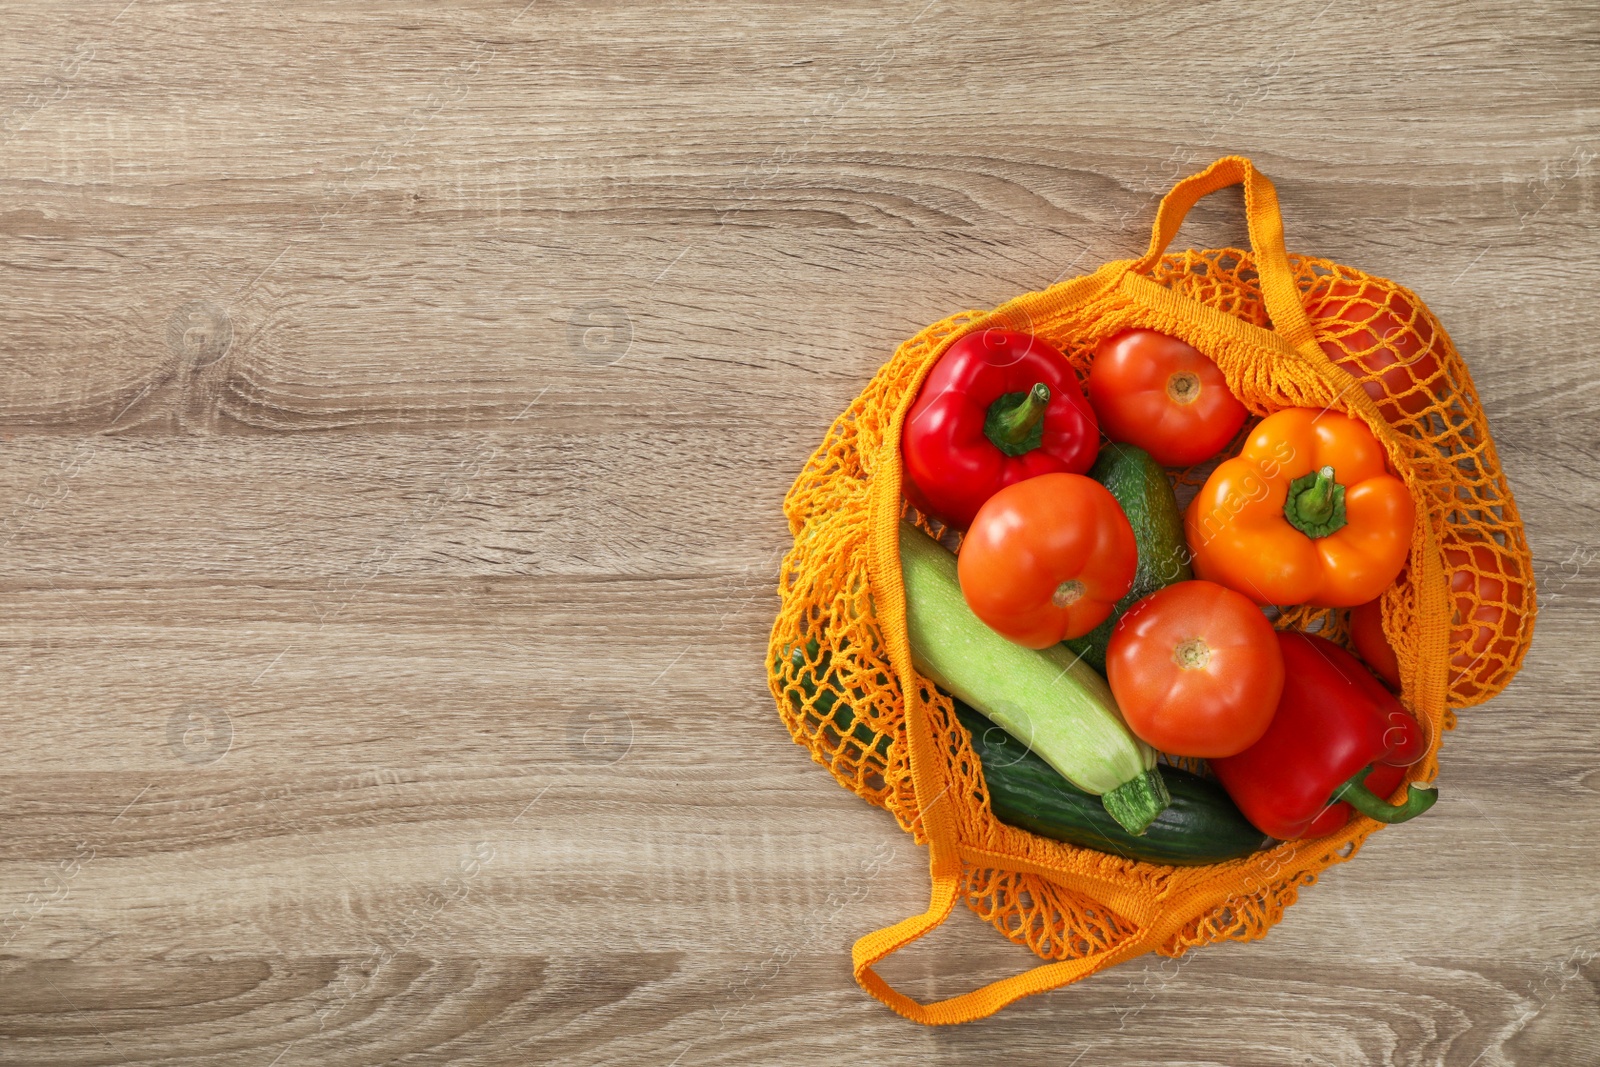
[
  {"xmin": 986, "ymin": 383, "xmax": 1051, "ymax": 455},
  {"xmin": 1298, "ymin": 466, "xmax": 1336, "ymax": 522},
  {"xmin": 1330, "ymin": 765, "xmax": 1438, "ymax": 824},
  {"xmin": 1283, "ymin": 465, "xmax": 1349, "ymax": 538}
]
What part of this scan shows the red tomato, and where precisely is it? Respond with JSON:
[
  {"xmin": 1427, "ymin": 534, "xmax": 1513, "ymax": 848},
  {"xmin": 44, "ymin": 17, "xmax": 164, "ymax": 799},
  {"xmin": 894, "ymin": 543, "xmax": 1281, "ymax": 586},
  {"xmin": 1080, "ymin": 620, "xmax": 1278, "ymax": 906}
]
[
  {"xmin": 1346, "ymin": 536, "xmax": 1528, "ymax": 698},
  {"xmin": 1348, "ymin": 598, "xmax": 1402, "ymax": 689},
  {"xmin": 1105, "ymin": 581, "xmax": 1285, "ymax": 758},
  {"xmin": 1444, "ymin": 536, "xmax": 1528, "ymax": 695},
  {"xmin": 1305, "ymin": 279, "xmax": 1442, "ymax": 424},
  {"xmin": 1088, "ymin": 329, "xmax": 1248, "ymax": 467},
  {"xmin": 958, "ymin": 473, "xmax": 1137, "ymax": 648}
]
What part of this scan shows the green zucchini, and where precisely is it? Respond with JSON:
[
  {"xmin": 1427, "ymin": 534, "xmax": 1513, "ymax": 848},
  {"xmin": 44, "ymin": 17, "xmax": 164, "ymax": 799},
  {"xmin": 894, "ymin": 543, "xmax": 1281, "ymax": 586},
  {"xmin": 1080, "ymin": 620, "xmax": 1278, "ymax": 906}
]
[
  {"xmin": 1065, "ymin": 443, "xmax": 1192, "ymax": 672},
  {"xmin": 955, "ymin": 702, "xmax": 1275, "ymax": 865},
  {"xmin": 897, "ymin": 521, "xmax": 1168, "ymax": 834}
]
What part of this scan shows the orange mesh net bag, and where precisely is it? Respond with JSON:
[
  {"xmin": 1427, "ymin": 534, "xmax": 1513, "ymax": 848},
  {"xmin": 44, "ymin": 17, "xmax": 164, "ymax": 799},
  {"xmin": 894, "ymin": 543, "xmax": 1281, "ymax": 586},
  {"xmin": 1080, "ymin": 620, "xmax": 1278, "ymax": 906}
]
[{"xmin": 767, "ymin": 156, "xmax": 1535, "ymax": 1024}]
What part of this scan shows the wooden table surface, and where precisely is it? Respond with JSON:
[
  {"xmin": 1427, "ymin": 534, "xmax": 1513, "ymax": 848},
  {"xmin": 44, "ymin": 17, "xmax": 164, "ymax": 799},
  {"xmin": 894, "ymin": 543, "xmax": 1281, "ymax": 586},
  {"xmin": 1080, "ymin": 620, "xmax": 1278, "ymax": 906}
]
[{"xmin": 2, "ymin": 1, "xmax": 1597, "ymax": 1064}]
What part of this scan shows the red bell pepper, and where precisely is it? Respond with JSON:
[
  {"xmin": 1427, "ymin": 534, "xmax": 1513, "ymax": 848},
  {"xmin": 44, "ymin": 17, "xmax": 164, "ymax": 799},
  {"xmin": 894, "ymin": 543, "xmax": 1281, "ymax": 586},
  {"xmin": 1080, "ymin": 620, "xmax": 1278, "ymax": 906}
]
[
  {"xmin": 901, "ymin": 329, "xmax": 1098, "ymax": 529},
  {"xmin": 1211, "ymin": 631, "xmax": 1437, "ymax": 840}
]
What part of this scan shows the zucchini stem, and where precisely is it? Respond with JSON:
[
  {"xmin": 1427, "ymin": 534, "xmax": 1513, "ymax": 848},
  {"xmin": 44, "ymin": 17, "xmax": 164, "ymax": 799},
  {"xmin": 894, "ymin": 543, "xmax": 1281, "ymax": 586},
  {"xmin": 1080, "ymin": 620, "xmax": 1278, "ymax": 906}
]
[{"xmin": 1101, "ymin": 768, "xmax": 1171, "ymax": 836}]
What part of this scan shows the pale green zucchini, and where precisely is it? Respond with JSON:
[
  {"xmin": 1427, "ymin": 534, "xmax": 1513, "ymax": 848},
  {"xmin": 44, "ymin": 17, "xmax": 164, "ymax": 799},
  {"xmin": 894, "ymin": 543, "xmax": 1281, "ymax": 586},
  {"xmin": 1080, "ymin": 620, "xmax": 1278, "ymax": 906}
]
[{"xmin": 897, "ymin": 520, "xmax": 1169, "ymax": 834}]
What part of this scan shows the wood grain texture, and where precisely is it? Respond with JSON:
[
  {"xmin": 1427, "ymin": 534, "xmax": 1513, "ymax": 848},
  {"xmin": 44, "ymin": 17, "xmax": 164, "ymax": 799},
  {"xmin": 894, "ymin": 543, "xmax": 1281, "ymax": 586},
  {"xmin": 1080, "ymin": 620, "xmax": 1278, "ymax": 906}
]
[{"xmin": 1, "ymin": 0, "xmax": 1597, "ymax": 1063}]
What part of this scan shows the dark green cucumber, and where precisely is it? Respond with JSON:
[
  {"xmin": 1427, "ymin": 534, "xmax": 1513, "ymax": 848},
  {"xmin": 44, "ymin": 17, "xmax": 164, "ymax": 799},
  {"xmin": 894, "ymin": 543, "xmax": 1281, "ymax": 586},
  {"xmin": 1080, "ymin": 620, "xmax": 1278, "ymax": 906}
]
[
  {"xmin": 777, "ymin": 640, "xmax": 892, "ymax": 760},
  {"xmin": 955, "ymin": 702, "xmax": 1274, "ymax": 866},
  {"xmin": 1065, "ymin": 443, "xmax": 1192, "ymax": 672},
  {"xmin": 775, "ymin": 642, "xmax": 1271, "ymax": 865}
]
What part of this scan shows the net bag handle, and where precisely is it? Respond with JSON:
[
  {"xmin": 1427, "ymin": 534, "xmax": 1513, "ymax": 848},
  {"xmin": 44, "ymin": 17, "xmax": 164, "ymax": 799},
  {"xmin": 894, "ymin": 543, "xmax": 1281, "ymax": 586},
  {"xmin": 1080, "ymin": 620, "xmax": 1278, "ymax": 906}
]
[
  {"xmin": 1133, "ymin": 155, "xmax": 1319, "ymax": 356},
  {"xmin": 851, "ymin": 372, "xmax": 1171, "ymax": 1025},
  {"xmin": 849, "ymin": 158, "xmax": 1329, "ymax": 1025}
]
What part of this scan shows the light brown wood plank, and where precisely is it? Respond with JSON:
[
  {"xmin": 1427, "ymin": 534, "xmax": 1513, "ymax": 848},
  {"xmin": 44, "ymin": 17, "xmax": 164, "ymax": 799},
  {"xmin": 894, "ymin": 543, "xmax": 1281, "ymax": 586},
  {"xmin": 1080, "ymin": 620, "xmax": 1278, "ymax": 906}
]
[{"xmin": 1, "ymin": 0, "xmax": 1597, "ymax": 1063}]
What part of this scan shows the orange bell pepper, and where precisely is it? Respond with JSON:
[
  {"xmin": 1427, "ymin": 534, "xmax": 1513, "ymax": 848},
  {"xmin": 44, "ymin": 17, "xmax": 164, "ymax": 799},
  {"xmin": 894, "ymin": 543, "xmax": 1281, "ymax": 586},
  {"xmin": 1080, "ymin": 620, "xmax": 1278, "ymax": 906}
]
[{"xmin": 1185, "ymin": 409, "xmax": 1414, "ymax": 607}]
